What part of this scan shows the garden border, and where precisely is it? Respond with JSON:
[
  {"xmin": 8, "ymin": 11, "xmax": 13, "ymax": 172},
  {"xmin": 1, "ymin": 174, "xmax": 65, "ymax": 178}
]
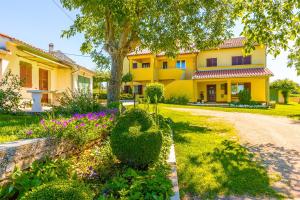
[{"xmin": 167, "ymin": 142, "xmax": 180, "ymax": 200}]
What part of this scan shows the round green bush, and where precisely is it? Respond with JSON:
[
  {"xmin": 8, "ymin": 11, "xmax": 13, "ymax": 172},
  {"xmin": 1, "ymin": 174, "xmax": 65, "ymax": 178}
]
[
  {"xmin": 111, "ymin": 108, "xmax": 162, "ymax": 168},
  {"xmin": 114, "ymin": 108, "xmax": 153, "ymax": 132},
  {"xmin": 145, "ymin": 83, "xmax": 164, "ymax": 103},
  {"xmin": 20, "ymin": 180, "xmax": 94, "ymax": 200}
]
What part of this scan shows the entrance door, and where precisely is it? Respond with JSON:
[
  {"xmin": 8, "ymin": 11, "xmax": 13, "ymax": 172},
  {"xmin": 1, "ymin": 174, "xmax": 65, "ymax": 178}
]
[
  {"xmin": 39, "ymin": 68, "xmax": 49, "ymax": 103},
  {"xmin": 207, "ymin": 85, "xmax": 216, "ymax": 102}
]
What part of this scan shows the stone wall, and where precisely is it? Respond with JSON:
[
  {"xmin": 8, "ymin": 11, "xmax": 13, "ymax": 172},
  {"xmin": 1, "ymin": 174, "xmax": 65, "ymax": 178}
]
[{"xmin": 0, "ymin": 138, "xmax": 86, "ymax": 184}]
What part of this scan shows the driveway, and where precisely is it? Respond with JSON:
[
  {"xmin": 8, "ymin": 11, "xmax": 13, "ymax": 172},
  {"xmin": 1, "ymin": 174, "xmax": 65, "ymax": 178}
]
[{"xmin": 167, "ymin": 107, "xmax": 300, "ymax": 199}]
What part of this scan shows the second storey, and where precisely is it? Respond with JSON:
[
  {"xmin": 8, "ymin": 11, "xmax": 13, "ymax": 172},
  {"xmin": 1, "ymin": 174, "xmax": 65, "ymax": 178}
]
[{"xmin": 123, "ymin": 37, "xmax": 267, "ymax": 82}]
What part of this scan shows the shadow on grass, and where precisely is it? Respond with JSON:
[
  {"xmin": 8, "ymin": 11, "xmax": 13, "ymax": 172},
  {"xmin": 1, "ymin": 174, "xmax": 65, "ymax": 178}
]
[
  {"xmin": 180, "ymin": 140, "xmax": 281, "ymax": 199},
  {"xmin": 171, "ymin": 121, "xmax": 211, "ymax": 144},
  {"xmin": 288, "ymin": 114, "xmax": 300, "ymax": 121}
]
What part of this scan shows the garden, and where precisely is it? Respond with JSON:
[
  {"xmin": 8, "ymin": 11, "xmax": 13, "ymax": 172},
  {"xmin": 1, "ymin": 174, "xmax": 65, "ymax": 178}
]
[{"xmin": 0, "ymin": 74, "xmax": 174, "ymax": 199}]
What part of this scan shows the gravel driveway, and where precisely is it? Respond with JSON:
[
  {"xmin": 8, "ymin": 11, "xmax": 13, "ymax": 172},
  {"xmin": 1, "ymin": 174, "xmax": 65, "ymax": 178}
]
[{"xmin": 167, "ymin": 107, "xmax": 300, "ymax": 199}]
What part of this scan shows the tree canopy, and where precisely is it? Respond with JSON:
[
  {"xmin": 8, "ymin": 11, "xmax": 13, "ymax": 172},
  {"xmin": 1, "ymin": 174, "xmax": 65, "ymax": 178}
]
[
  {"xmin": 237, "ymin": 0, "xmax": 300, "ymax": 74},
  {"xmin": 270, "ymin": 79, "xmax": 298, "ymax": 104},
  {"xmin": 60, "ymin": 0, "xmax": 300, "ymax": 102}
]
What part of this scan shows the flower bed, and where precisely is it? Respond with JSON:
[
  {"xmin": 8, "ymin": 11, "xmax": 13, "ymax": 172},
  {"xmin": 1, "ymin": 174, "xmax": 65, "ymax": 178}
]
[{"xmin": 24, "ymin": 109, "xmax": 117, "ymax": 146}]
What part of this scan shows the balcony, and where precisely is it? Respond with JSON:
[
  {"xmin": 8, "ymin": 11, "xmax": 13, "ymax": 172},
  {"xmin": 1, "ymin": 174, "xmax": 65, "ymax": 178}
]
[
  {"xmin": 131, "ymin": 68, "xmax": 153, "ymax": 81},
  {"xmin": 158, "ymin": 68, "xmax": 185, "ymax": 80}
]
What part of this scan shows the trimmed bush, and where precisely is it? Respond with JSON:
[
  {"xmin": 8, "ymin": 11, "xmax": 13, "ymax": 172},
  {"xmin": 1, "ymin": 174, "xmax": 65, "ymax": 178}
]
[
  {"xmin": 20, "ymin": 180, "xmax": 94, "ymax": 200},
  {"xmin": 165, "ymin": 95, "xmax": 189, "ymax": 105},
  {"xmin": 145, "ymin": 83, "xmax": 164, "ymax": 103},
  {"xmin": 238, "ymin": 89, "xmax": 251, "ymax": 104},
  {"xmin": 111, "ymin": 108, "xmax": 162, "ymax": 168}
]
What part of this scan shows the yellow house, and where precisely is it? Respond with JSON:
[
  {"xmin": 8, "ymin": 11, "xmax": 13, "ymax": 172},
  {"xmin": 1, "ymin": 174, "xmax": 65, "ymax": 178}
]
[
  {"xmin": 0, "ymin": 33, "xmax": 95, "ymax": 105},
  {"xmin": 123, "ymin": 37, "xmax": 273, "ymax": 103}
]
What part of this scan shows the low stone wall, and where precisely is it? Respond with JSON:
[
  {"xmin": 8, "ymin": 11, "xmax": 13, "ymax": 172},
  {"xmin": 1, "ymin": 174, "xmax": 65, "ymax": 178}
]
[{"xmin": 0, "ymin": 138, "xmax": 95, "ymax": 184}]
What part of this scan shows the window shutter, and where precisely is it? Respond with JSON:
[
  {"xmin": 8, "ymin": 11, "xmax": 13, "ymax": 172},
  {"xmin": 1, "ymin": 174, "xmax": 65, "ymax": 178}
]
[
  {"xmin": 244, "ymin": 82, "xmax": 251, "ymax": 94},
  {"xmin": 132, "ymin": 63, "xmax": 138, "ymax": 69},
  {"xmin": 138, "ymin": 85, "xmax": 143, "ymax": 94},
  {"xmin": 243, "ymin": 56, "xmax": 251, "ymax": 64},
  {"xmin": 20, "ymin": 61, "xmax": 32, "ymax": 88},
  {"xmin": 206, "ymin": 59, "xmax": 211, "ymax": 67},
  {"xmin": 232, "ymin": 57, "xmax": 237, "ymax": 65}
]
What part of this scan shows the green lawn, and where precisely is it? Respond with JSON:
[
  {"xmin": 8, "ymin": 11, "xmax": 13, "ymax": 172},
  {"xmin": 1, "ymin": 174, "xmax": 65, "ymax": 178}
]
[
  {"xmin": 0, "ymin": 114, "xmax": 41, "ymax": 143},
  {"xmin": 159, "ymin": 106, "xmax": 281, "ymax": 199},
  {"xmin": 161, "ymin": 103, "xmax": 300, "ymax": 120}
]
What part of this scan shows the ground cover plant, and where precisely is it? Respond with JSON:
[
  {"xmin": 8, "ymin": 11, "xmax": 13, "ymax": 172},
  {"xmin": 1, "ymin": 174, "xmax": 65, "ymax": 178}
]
[
  {"xmin": 0, "ymin": 114, "xmax": 41, "ymax": 143},
  {"xmin": 157, "ymin": 105, "xmax": 281, "ymax": 199}
]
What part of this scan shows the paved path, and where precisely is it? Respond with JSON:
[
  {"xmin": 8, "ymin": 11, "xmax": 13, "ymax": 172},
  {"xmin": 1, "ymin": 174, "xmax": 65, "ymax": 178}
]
[{"xmin": 167, "ymin": 107, "xmax": 300, "ymax": 199}]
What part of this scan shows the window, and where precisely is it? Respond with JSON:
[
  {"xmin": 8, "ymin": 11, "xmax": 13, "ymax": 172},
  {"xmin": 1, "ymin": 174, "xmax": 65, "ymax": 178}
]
[
  {"xmin": 162, "ymin": 61, "xmax": 168, "ymax": 69},
  {"xmin": 134, "ymin": 85, "xmax": 143, "ymax": 94},
  {"xmin": 78, "ymin": 75, "xmax": 90, "ymax": 91},
  {"xmin": 206, "ymin": 58, "xmax": 217, "ymax": 67},
  {"xmin": 132, "ymin": 63, "xmax": 138, "ymax": 69},
  {"xmin": 231, "ymin": 83, "xmax": 251, "ymax": 95},
  {"xmin": 142, "ymin": 63, "xmax": 150, "ymax": 68},
  {"xmin": 232, "ymin": 56, "xmax": 251, "ymax": 65},
  {"xmin": 20, "ymin": 61, "xmax": 32, "ymax": 88},
  {"xmin": 176, "ymin": 60, "xmax": 186, "ymax": 69},
  {"xmin": 124, "ymin": 85, "xmax": 131, "ymax": 93}
]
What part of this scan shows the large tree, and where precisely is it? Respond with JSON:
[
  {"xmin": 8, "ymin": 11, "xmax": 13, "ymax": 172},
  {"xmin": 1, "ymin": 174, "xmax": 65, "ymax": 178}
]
[
  {"xmin": 236, "ymin": 0, "xmax": 300, "ymax": 74},
  {"xmin": 60, "ymin": 0, "xmax": 236, "ymax": 103},
  {"xmin": 60, "ymin": 0, "xmax": 300, "ymax": 103}
]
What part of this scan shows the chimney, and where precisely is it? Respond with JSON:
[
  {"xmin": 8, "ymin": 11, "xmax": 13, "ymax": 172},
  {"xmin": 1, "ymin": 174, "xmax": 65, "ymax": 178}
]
[{"xmin": 49, "ymin": 43, "xmax": 54, "ymax": 52}]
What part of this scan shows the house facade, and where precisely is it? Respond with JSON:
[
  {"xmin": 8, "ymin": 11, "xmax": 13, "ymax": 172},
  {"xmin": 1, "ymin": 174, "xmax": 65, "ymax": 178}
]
[
  {"xmin": 0, "ymin": 33, "xmax": 95, "ymax": 105},
  {"xmin": 123, "ymin": 37, "xmax": 273, "ymax": 103}
]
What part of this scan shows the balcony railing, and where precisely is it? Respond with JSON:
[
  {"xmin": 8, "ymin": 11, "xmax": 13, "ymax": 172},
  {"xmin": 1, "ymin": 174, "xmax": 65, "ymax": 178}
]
[{"xmin": 158, "ymin": 68, "xmax": 185, "ymax": 80}]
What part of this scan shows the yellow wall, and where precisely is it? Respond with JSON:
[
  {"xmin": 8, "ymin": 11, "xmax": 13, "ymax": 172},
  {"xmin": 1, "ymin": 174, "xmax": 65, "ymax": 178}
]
[
  {"xmin": 164, "ymin": 80, "xmax": 195, "ymax": 102},
  {"xmin": 197, "ymin": 46, "xmax": 266, "ymax": 70},
  {"xmin": 122, "ymin": 45, "xmax": 269, "ymax": 103},
  {"xmin": 195, "ymin": 77, "xmax": 268, "ymax": 102},
  {"xmin": 0, "ymin": 42, "xmax": 93, "ymax": 104}
]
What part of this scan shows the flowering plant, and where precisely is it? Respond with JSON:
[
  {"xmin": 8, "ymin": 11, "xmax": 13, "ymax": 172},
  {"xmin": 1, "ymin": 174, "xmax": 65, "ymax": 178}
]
[{"xmin": 25, "ymin": 109, "xmax": 117, "ymax": 145}]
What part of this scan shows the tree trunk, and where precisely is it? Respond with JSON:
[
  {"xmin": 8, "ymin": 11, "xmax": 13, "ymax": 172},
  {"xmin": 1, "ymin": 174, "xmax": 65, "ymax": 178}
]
[{"xmin": 107, "ymin": 53, "xmax": 125, "ymax": 104}]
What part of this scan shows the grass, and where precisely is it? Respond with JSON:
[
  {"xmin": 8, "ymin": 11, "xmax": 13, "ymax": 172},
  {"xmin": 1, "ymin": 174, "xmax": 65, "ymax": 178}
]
[
  {"xmin": 158, "ymin": 106, "xmax": 281, "ymax": 199},
  {"xmin": 161, "ymin": 102, "xmax": 300, "ymax": 120},
  {"xmin": 0, "ymin": 114, "xmax": 41, "ymax": 143}
]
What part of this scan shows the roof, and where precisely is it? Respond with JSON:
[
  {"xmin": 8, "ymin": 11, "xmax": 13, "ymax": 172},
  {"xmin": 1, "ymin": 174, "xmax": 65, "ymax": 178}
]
[
  {"xmin": 192, "ymin": 68, "xmax": 273, "ymax": 79},
  {"xmin": 0, "ymin": 33, "xmax": 95, "ymax": 75},
  {"xmin": 128, "ymin": 37, "xmax": 250, "ymax": 56}
]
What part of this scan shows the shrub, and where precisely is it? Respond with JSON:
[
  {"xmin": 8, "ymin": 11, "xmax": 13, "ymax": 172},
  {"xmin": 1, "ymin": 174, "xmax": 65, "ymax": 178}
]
[
  {"xmin": 238, "ymin": 89, "xmax": 251, "ymax": 104},
  {"xmin": 120, "ymin": 93, "xmax": 133, "ymax": 100},
  {"xmin": 99, "ymin": 168, "xmax": 173, "ymax": 199},
  {"xmin": 165, "ymin": 95, "xmax": 189, "ymax": 105},
  {"xmin": 0, "ymin": 158, "xmax": 73, "ymax": 199},
  {"xmin": 145, "ymin": 83, "xmax": 164, "ymax": 103},
  {"xmin": 111, "ymin": 109, "xmax": 162, "ymax": 168},
  {"xmin": 0, "ymin": 70, "xmax": 22, "ymax": 113},
  {"xmin": 53, "ymin": 89, "xmax": 104, "ymax": 116},
  {"xmin": 95, "ymin": 93, "xmax": 107, "ymax": 100},
  {"xmin": 20, "ymin": 180, "xmax": 94, "ymax": 200}
]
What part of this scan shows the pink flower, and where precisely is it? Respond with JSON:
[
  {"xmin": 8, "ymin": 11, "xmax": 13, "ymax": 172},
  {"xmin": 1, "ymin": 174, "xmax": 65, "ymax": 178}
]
[{"xmin": 26, "ymin": 130, "xmax": 33, "ymax": 135}]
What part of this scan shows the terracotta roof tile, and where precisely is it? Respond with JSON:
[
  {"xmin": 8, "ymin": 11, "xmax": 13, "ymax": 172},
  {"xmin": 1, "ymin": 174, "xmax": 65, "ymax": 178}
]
[
  {"xmin": 128, "ymin": 37, "xmax": 250, "ymax": 56},
  {"xmin": 193, "ymin": 68, "xmax": 273, "ymax": 79}
]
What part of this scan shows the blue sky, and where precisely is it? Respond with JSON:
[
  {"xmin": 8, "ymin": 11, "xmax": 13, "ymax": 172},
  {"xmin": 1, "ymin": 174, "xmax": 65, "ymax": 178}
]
[{"xmin": 1, "ymin": 0, "xmax": 299, "ymax": 83}]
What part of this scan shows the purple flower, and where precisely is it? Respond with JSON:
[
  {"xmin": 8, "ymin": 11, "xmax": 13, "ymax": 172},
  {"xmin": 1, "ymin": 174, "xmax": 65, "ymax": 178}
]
[
  {"xmin": 26, "ymin": 130, "xmax": 33, "ymax": 135},
  {"xmin": 75, "ymin": 125, "xmax": 79, "ymax": 129},
  {"xmin": 80, "ymin": 123, "xmax": 85, "ymax": 127},
  {"xmin": 95, "ymin": 124, "xmax": 99, "ymax": 127},
  {"xmin": 40, "ymin": 119, "xmax": 45, "ymax": 124}
]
